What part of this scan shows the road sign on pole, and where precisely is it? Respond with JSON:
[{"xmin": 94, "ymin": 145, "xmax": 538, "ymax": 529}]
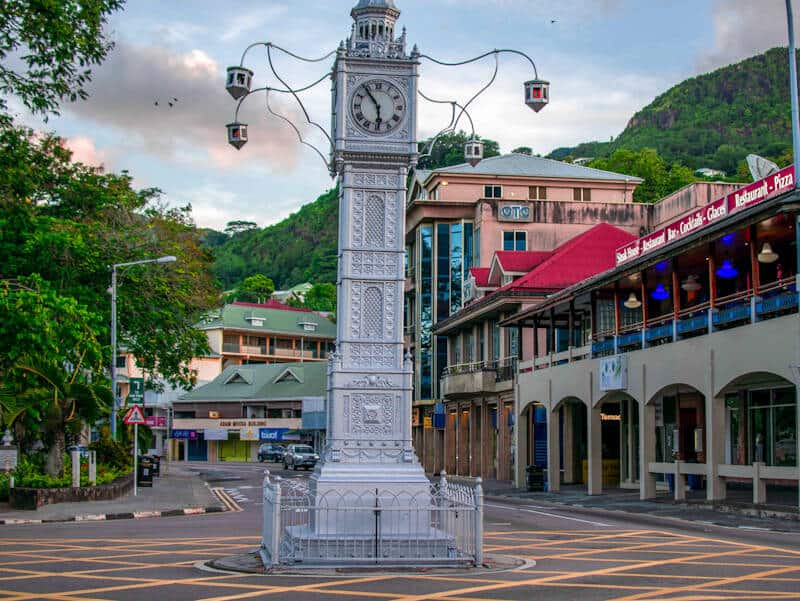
[{"xmin": 124, "ymin": 404, "xmax": 146, "ymax": 425}]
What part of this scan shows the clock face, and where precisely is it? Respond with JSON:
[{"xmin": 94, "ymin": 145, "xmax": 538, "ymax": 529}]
[{"xmin": 350, "ymin": 79, "xmax": 407, "ymax": 135}]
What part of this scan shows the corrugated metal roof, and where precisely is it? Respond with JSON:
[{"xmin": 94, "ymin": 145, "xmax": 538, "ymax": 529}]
[
  {"xmin": 196, "ymin": 303, "xmax": 336, "ymax": 338},
  {"xmin": 179, "ymin": 362, "xmax": 326, "ymax": 402},
  {"xmin": 428, "ymin": 153, "xmax": 643, "ymax": 182}
]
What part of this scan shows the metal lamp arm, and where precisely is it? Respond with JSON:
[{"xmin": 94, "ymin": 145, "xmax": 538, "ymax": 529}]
[
  {"xmin": 265, "ymin": 90, "xmax": 330, "ymax": 171},
  {"xmin": 418, "ymin": 48, "xmax": 539, "ymax": 80},
  {"xmin": 239, "ymin": 41, "xmax": 336, "ymax": 67},
  {"xmin": 232, "ymin": 69, "xmax": 331, "ymax": 122}
]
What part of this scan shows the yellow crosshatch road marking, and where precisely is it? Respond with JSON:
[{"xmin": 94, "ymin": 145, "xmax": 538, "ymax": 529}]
[{"xmin": 0, "ymin": 530, "xmax": 797, "ymax": 601}]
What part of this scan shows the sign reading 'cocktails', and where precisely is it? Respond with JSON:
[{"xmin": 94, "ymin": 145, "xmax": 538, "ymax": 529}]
[{"xmin": 616, "ymin": 165, "xmax": 795, "ymax": 266}]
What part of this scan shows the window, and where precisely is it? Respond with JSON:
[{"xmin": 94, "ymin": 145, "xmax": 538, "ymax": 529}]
[
  {"xmin": 528, "ymin": 186, "xmax": 547, "ymax": 200},
  {"xmin": 573, "ymin": 187, "xmax": 592, "ymax": 201},
  {"xmin": 503, "ymin": 231, "xmax": 527, "ymax": 251},
  {"xmin": 115, "ymin": 356, "xmax": 127, "ymax": 368},
  {"xmin": 484, "ymin": 185, "xmax": 502, "ymax": 198}
]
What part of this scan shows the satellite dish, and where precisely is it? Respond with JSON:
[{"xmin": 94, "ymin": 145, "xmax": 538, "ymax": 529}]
[{"xmin": 746, "ymin": 154, "xmax": 780, "ymax": 180}]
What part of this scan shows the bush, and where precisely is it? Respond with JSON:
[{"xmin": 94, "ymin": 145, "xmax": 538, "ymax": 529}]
[
  {"xmin": 5, "ymin": 456, "xmax": 131, "ymax": 490},
  {"xmin": 89, "ymin": 438, "xmax": 132, "ymax": 471},
  {"xmin": 0, "ymin": 472, "xmax": 9, "ymax": 502}
]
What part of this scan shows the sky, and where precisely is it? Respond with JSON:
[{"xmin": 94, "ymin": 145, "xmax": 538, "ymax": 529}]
[{"xmin": 8, "ymin": 0, "xmax": 800, "ymax": 231}]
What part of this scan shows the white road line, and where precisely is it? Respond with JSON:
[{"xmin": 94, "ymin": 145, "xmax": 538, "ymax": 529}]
[{"xmin": 485, "ymin": 503, "xmax": 612, "ymax": 527}]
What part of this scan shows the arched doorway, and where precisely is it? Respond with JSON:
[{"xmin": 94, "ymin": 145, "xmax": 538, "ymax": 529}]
[
  {"xmin": 554, "ymin": 397, "xmax": 588, "ymax": 490},
  {"xmin": 596, "ymin": 392, "xmax": 640, "ymax": 490}
]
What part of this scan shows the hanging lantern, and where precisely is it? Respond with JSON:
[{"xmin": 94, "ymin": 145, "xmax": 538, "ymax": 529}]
[
  {"xmin": 716, "ymin": 259, "xmax": 738, "ymax": 279},
  {"xmin": 226, "ymin": 66, "xmax": 254, "ymax": 99},
  {"xmin": 226, "ymin": 122, "xmax": 248, "ymax": 150},
  {"xmin": 681, "ymin": 274, "xmax": 702, "ymax": 292},
  {"xmin": 651, "ymin": 283, "xmax": 670, "ymax": 301},
  {"xmin": 757, "ymin": 242, "xmax": 779, "ymax": 263},
  {"xmin": 524, "ymin": 79, "xmax": 549, "ymax": 112},
  {"xmin": 623, "ymin": 292, "xmax": 641, "ymax": 309},
  {"xmin": 464, "ymin": 139, "xmax": 484, "ymax": 166}
]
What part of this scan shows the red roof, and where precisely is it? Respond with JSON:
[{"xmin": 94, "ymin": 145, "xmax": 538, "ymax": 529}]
[
  {"xmin": 469, "ymin": 267, "xmax": 490, "ymax": 287},
  {"xmin": 231, "ymin": 300, "xmax": 312, "ymax": 313},
  {"xmin": 507, "ymin": 223, "xmax": 636, "ymax": 291},
  {"xmin": 494, "ymin": 250, "xmax": 552, "ymax": 273}
]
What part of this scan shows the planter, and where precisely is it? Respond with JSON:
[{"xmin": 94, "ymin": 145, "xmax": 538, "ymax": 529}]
[{"xmin": 9, "ymin": 473, "xmax": 133, "ymax": 510}]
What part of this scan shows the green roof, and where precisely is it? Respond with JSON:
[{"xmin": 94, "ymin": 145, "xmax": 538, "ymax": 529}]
[
  {"xmin": 179, "ymin": 362, "xmax": 326, "ymax": 402},
  {"xmin": 197, "ymin": 303, "xmax": 336, "ymax": 339}
]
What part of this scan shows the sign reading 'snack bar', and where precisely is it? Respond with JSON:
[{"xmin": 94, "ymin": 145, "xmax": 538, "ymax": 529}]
[{"xmin": 616, "ymin": 165, "xmax": 795, "ymax": 266}]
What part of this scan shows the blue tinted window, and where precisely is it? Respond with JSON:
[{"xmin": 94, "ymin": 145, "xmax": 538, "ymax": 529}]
[
  {"xmin": 419, "ymin": 225, "xmax": 433, "ymax": 400},
  {"xmin": 436, "ymin": 224, "xmax": 450, "ymax": 322},
  {"xmin": 503, "ymin": 231, "xmax": 514, "ymax": 251},
  {"xmin": 464, "ymin": 222, "xmax": 474, "ymax": 272},
  {"xmin": 450, "ymin": 222, "xmax": 462, "ymax": 315}
]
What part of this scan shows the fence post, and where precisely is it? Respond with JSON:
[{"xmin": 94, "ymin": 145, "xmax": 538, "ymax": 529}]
[
  {"xmin": 473, "ymin": 477, "xmax": 484, "ymax": 566},
  {"xmin": 271, "ymin": 478, "xmax": 282, "ymax": 566}
]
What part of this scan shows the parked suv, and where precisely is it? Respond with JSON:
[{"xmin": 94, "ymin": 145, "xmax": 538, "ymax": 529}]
[
  {"xmin": 283, "ymin": 444, "xmax": 319, "ymax": 470},
  {"xmin": 258, "ymin": 443, "xmax": 285, "ymax": 463}
]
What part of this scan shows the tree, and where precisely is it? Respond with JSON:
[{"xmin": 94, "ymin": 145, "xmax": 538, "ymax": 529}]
[
  {"xmin": 0, "ymin": 126, "xmax": 218, "ymax": 390},
  {"xmin": 0, "ymin": 0, "xmax": 123, "ymax": 120},
  {"xmin": 236, "ymin": 274, "xmax": 275, "ymax": 303},
  {"xmin": 13, "ymin": 356, "xmax": 112, "ymax": 477},
  {"xmin": 302, "ymin": 283, "xmax": 337, "ymax": 313},
  {"xmin": 224, "ymin": 221, "xmax": 257, "ymax": 236},
  {"xmin": 512, "ymin": 146, "xmax": 533, "ymax": 155},
  {"xmin": 417, "ymin": 130, "xmax": 500, "ymax": 170}
]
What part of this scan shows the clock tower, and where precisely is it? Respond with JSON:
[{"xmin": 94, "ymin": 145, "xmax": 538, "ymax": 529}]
[{"xmin": 310, "ymin": 0, "xmax": 427, "ymax": 505}]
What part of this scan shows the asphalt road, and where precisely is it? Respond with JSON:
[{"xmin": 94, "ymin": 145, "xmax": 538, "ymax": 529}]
[{"xmin": 0, "ymin": 461, "xmax": 798, "ymax": 600}]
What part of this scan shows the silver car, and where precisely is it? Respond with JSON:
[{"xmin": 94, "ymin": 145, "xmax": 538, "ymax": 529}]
[{"xmin": 283, "ymin": 444, "xmax": 319, "ymax": 470}]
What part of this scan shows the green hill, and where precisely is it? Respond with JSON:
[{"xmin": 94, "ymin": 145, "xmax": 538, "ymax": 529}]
[
  {"xmin": 549, "ymin": 47, "xmax": 795, "ymax": 173},
  {"xmin": 211, "ymin": 187, "xmax": 339, "ymax": 289}
]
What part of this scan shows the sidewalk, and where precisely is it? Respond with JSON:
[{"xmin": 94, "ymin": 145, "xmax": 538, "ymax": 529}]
[
  {"xmin": 484, "ymin": 480, "xmax": 800, "ymax": 532},
  {"xmin": 0, "ymin": 463, "xmax": 225, "ymax": 525}
]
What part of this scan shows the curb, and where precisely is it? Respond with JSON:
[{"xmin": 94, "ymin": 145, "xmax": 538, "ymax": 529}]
[{"xmin": 0, "ymin": 505, "xmax": 227, "ymax": 526}]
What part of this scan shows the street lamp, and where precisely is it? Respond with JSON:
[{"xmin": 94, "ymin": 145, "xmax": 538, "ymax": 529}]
[{"xmin": 109, "ymin": 255, "xmax": 176, "ymax": 440}]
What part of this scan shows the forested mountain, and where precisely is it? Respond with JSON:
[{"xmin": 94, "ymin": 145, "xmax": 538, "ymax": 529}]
[{"xmin": 549, "ymin": 47, "xmax": 795, "ymax": 173}]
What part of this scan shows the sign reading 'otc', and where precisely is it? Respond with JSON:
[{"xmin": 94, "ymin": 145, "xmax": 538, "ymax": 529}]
[{"xmin": 497, "ymin": 202, "xmax": 533, "ymax": 222}]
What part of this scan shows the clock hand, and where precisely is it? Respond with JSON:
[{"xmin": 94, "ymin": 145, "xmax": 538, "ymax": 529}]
[{"xmin": 364, "ymin": 88, "xmax": 381, "ymax": 120}]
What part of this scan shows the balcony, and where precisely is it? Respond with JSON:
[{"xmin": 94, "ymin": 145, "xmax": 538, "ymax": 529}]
[
  {"xmin": 534, "ymin": 283, "xmax": 798, "ymax": 372},
  {"xmin": 440, "ymin": 358, "xmax": 516, "ymax": 398},
  {"xmin": 222, "ymin": 343, "xmax": 322, "ymax": 360}
]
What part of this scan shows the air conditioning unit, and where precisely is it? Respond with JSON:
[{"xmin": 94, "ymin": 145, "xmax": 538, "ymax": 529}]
[{"xmin": 208, "ymin": 410, "xmax": 220, "ymax": 419}]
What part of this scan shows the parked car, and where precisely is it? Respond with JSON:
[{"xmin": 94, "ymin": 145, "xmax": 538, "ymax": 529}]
[
  {"xmin": 258, "ymin": 443, "xmax": 285, "ymax": 463},
  {"xmin": 283, "ymin": 444, "xmax": 319, "ymax": 470}
]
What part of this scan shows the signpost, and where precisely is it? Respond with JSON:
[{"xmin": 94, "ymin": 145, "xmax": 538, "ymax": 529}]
[
  {"xmin": 124, "ymin": 405, "xmax": 146, "ymax": 496},
  {"xmin": 128, "ymin": 378, "xmax": 145, "ymax": 404}
]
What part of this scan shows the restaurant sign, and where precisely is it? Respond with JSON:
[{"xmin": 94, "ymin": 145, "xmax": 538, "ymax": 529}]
[{"xmin": 616, "ymin": 165, "xmax": 795, "ymax": 266}]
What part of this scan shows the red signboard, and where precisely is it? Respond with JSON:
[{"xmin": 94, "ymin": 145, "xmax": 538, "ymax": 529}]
[
  {"xmin": 616, "ymin": 165, "xmax": 795, "ymax": 266},
  {"xmin": 145, "ymin": 416, "xmax": 166, "ymax": 427}
]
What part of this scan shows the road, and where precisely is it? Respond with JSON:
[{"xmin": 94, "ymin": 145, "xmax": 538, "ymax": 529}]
[{"xmin": 0, "ymin": 461, "xmax": 798, "ymax": 600}]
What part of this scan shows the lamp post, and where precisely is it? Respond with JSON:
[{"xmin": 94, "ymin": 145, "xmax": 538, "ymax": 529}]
[{"xmin": 109, "ymin": 255, "xmax": 177, "ymax": 440}]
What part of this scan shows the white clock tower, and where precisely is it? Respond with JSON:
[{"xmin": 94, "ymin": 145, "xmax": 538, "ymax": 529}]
[{"xmin": 311, "ymin": 0, "xmax": 427, "ymax": 504}]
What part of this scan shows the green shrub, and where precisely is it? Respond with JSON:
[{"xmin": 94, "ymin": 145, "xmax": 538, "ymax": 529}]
[
  {"xmin": 89, "ymin": 438, "xmax": 132, "ymax": 471},
  {"xmin": 0, "ymin": 472, "xmax": 9, "ymax": 502}
]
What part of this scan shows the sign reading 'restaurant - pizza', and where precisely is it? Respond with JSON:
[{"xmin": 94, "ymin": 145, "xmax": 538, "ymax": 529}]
[{"xmin": 615, "ymin": 165, "xmax": 795, "ymax": 266}]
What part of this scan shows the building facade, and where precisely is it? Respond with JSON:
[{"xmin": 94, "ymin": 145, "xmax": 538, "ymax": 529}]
[
  {"xmin": 404, "ymin": 153, "xmax": 647, "ymax": 405},
  {"xmin": 505, "ymin": 167, "xmax": 799, "ymax": 504},
  {"xmin": 171, "ymin": 362, "xmax": 325, "ymax": 462}
]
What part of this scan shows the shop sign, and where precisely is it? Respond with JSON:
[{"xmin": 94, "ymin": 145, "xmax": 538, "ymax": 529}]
[
  {"xmin": 259, "ymin": 428, "xmax": 288, "ymax": 441},
  {"xmin": 423, "ymin": 416, "xmax": 433, "ymax": 429},
  {"xmin": 240, "ymin": 426, "xmax": 259, "ymax": 441},
  {"xmin": 412, "ymin": 408, "xmax": 420, "ymax": 427},
  {"xmin": 204, "ymin": 428, "xmax": 228, "ymax": 441},
  {"xmin": 497, "ymin": 202, "xmax": 533, "ymax": 222},
  {"xmin": 616, "ymin": 165, "xmax": 795, "ymax": 266},
  {"xmin": 128, "ymin": 377, "xmax": 144, "ymax": 404},
  {"xmin": 599, "ymin": 355, "xmax": 628, "ymax": 391},
  {"xmin": 145, "ymin": 416, "xmax": 166, "ymax": 427},
  {"xmin": 171, "ymin": 429, "xmax": 197, "ymax": 440},
  {"xmin": 219, "ymin": 419, "xmax": 271, "ymax": 427}
]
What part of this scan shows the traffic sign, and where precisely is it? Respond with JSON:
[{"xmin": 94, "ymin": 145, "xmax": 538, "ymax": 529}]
[{"xmin": 124, "ymin": 404, "xmax": 146, "ymax": 425}]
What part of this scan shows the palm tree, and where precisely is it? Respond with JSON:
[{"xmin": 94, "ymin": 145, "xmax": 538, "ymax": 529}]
[{"xmin": 13, "ymin": 355, "xmax": 112, "ymax": 478}]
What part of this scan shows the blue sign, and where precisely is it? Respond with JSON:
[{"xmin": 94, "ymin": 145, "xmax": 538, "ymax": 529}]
[
  {"xmin": 171, "ymin": 429, "xmax": 197, "ymax": 440},
  {"xmin": 259, "ymin": 428, "xmax": 288, "ymax": 441}
]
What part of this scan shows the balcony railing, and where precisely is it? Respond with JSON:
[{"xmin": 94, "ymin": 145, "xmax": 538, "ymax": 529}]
[
  {"xmin": 525, "ymin": 282, "xmax": 798, "ymax": 372},
  {"xmin": 222, "ymin": 343, "xmax": 320, "ymax": 359},
  {"xmin": 442, "ymin": 357, "xmax": 518, "ymax": 382}
]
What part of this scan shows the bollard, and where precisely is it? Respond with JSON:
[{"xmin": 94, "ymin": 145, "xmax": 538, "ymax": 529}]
[
  {"xmin": 473, "ymin": 477, "xmax": 484, "ymax": 566},
  {"xmin": 71, "ymin": 450, "xmax": 80, "ymax": 488},
  {"xmin": 88, "ymin": 451, "xmax": 97, "ymax": 485}
]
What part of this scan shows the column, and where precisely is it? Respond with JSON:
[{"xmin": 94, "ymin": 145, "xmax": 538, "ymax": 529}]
[
  {"xmin": 639, "ymin": 401, "xmax": 657, "ymax": 499},
  {"xmin": 705, "ymin": 350, "xmax": 727, "ymax": 500},
  {"xmin": 587, "ymin": 404, "xmax": 603, "ymax": 495},
  {"xmin": 547, "ymin": 406, "xmax": 561, "ymax": 492},
  {"xmin": 562, "ymin": 404, "xmax": 575, "ymax": 483},
  {"xmin": 515, "ymin": 405, "xmax": 528, "ymax": 488}
]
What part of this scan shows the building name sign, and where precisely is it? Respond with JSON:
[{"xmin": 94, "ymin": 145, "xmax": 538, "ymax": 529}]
[
  {"xmin": 599, "ymin": 355, "xmax": 628, "ymax": 391},
  {"xmin": 171, "ymin": 429, "xmax": 197, "ymax": 440},
  {"xmin": 616, "ymin": 165, "xmax": 795, "ymax": 266},
  {"xmin": 218, "ymin": 419, "xmax": 271, "ymax": 428},
  {"xmin": 497, "ymin": 202, "xmax": 533, "ymax": 222}
]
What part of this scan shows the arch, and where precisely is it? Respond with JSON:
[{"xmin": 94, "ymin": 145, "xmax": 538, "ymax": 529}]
[
  {"xmin": 646, "ymin": 383, "xmax": 704, "ymax": 406},
  {"xmin": 716, "ymin": 370, "xmax": 795, "ymax": 399},
  {"xmin": 553, "ymin": 395, "xmax": 588, "ymax": 412},
  {"xmin": 596, "ymin": 389, "xmax": 640, "ymax": 408}
]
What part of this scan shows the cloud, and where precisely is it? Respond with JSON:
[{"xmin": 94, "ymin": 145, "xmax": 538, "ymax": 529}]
[
  {"xmin": 698, "ymin": 0, "xmax": 799, "ymax": 71},
  {"xmin": 64, "ymin": 136, "xmax": 111, "ymax": 168},
  {"xmin": 64, "ymin": 41, "xmax": 309, "ymax": 173},
  {"xmin": 220, "ymin": 5, "xmax": 290, "ymax": 42}
]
